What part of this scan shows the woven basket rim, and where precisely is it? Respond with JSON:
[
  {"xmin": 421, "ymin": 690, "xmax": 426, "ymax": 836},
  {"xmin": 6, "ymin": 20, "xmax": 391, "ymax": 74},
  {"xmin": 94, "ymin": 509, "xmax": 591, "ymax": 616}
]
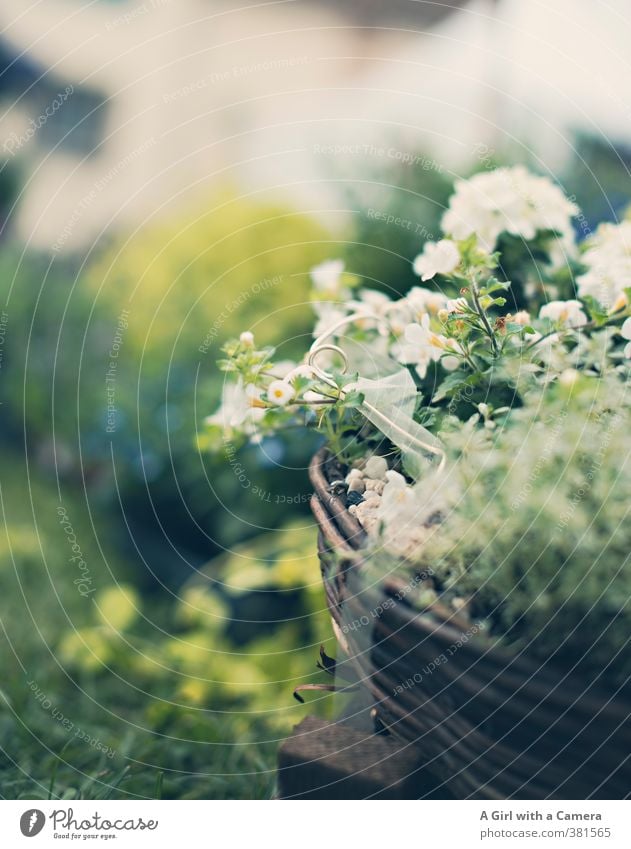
[{"xmin": 309, "ymin": 446, "xmax": 631, "ymax": 713}]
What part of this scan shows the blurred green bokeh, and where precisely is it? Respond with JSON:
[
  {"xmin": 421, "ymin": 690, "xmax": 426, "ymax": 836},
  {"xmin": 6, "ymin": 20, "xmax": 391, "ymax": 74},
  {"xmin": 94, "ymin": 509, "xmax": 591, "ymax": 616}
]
[{"xmin": 0, "ymin": 189, "xmax": 334, "ymax": 799}]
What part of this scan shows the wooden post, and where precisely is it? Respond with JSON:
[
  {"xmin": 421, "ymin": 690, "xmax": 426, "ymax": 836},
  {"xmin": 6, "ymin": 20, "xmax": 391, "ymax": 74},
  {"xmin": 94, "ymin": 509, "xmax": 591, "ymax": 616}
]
[{"xmin": 278, "ymin": 716, "xmax": 447, "ymax": 799}]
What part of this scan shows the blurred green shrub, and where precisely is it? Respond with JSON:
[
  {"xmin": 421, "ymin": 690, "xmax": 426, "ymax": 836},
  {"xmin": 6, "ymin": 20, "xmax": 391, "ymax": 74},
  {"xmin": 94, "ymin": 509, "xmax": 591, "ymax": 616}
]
[
  {"xmin": 57, "ymin": 521, "xmax": 332, "ymax": 716},
  {"xmin": 562, "ymin": 133, "xmax": 631, "ymax": 231},
  {"xmin": 0, "ymin": 447, "xmax": 333, "ymax": 798},
  {"xmin": 0, "ymin": 191, "xmax": 330, "ymax": 582},
  {"xmin": 84, "ymin": 190, "xmax": 329, "ymax": 576},
  {"xmin": 341, "ymin": 158, "xmax": 452, "ymax": 294}
]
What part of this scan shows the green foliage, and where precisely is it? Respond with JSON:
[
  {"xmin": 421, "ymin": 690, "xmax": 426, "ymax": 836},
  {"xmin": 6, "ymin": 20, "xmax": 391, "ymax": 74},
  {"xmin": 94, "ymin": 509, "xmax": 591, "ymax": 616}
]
[
  {"xmin": 84, "ymin": 190, "xmax": 330, "ymax": 563},
  {"xmin": 0, "ymin": 191, "xmax": 331, "ymax": 580},
  {"xmin": 342, "ymin": 159, "xmax": 452, "ymax": 294},
  {"xmin": 408, "ymin": 371, "xmax": 631, "ymax": 684},
  {"xmin": 0, "ymin": 455, "xmax": 333, "ymax": 799}
]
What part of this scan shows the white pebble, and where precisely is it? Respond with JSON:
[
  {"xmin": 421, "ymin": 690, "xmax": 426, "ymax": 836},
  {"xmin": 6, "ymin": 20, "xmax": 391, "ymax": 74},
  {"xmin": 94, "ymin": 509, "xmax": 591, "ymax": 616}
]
[
  {"xmin": 346, "ymin": 468, "xmax": 363, "ymax": 483},
  {"xmin": 385, "ymin": 469, "xmax": 406, "ymax": 487},
  {"xmin": 364, "ymin": 456, "xmax": 388, "ymax": 480},
  {"xmin": 362, "ymin": 492, "xmax": 382, "ymax": 507},
  {"xmin": 355, "ymin": 507, "xmax": 379, "ymax": 524},
  {"xmin": 364, "ymin": 479, "xmax": 385, "ymax": 495},
  {"xmin": 348, "ymin": 478, "xmax": 365, "ymax": 494}
]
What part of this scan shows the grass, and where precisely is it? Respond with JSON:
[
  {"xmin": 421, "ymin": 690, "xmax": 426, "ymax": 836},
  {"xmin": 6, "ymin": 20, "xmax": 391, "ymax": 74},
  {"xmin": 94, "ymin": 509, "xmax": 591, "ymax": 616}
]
[{"xmin": 0, "ymin": 453, "xmax": 332, "ymax": 800}]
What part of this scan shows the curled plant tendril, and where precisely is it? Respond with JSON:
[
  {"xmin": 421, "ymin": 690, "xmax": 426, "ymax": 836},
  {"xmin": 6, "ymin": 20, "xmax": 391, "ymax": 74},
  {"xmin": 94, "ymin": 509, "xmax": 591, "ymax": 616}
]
[
  {"xmin": 307, "ymin": 343, "xmax": 349, "ymax": 388},
  {"xmin": 308, "ymin": 312, "xmax": 447, "ymax": 475}
]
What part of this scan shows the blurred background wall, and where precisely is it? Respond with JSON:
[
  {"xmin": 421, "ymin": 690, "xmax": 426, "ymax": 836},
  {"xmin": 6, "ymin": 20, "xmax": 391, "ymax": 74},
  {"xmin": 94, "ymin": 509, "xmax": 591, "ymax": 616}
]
[{"xmin": 1, "ymin": 0, "xmax": 631, "ymax": 251}]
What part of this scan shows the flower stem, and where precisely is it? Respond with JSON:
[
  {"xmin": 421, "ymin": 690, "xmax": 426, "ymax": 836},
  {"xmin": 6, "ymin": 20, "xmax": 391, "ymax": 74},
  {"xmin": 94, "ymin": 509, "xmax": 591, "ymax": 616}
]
[{"xmin": 470, "ymin": 275, "xmax": 500, "ymax": 357}]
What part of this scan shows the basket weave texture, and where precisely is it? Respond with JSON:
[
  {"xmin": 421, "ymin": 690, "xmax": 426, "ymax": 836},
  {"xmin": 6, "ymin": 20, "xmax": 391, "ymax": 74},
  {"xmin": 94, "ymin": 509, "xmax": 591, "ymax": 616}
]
[{"xmin": 310, "ymin": 447, "xmax": 631, "ymax": 799}]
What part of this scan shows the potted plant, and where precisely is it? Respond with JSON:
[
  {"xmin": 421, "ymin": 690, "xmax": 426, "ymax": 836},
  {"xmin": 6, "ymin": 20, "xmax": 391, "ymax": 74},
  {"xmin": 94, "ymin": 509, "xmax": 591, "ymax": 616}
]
[{"xmin": 205, "ymin": 166, "xmax": 631, "ymax": 798}]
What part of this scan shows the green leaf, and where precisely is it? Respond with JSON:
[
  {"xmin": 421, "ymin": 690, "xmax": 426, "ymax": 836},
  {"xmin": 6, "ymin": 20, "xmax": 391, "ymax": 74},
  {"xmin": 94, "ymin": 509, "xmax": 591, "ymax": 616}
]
[
  {"xmin": 432, "ymin": 371, "xmax": 479, "ymax": 404},
  {"xmin": 479, "ymin": 279, "xmax": 511, "ymax": 296},
  {"xmin": 401, "ymin": 451, "xmax": 424, "ymax": 480},
  {"xmin": 342, "ymin": 389, "xmax": 364, "ymax": 408},
  {"xmin": 217, "ymin": 358, "xmax": 237, "ymax": 372},
  {"xmin": 581, "ymin": 295, "xmax": 608, "ymax": 326}
]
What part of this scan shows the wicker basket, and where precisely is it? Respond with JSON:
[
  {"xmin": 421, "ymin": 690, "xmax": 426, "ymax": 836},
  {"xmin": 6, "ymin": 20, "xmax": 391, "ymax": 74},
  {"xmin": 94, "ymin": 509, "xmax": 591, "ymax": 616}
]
[{"xmin": 310, "ymin": 447, "xmax": 631, "ymax": 799}]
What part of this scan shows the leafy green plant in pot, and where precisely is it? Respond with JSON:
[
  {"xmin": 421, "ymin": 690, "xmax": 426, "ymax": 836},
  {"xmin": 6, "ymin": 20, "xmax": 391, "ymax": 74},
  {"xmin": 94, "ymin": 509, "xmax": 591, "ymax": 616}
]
[{"xmin": 205, "ymin": 166, "xmax": 631, "ymax": 798}]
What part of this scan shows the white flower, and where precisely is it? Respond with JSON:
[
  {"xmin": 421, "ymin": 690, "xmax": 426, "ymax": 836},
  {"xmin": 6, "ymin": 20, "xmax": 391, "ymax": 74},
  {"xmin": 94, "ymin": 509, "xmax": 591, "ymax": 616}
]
[
  {"xmin": 395, "ymin": 316, "xmax": 454, "ymax": 379},
  {"xmin": 239, "ymin": 331, "xmax": 254, "ymax": 347},
  {"xmin": 310, "ymin": 259, "xmax": 345, "ymax": 294},
  {"xmin": 539, "ymin": 300, "xmax": 587, "ymax": 327},
  {"xmin": 510, "ymin": 310, "xmax": 531, "ymax": 326},
  {"xmin": 383, "ymin": 300, "xmax": 414, "ymax": 335},
  {"xmin": 269, "ymin": 359, "xmax": 297, "ymax": 379},
  {"xmin": 405, "ymin": 286, "xmax": 448, "ymax": 319},
  {"xmin": 559, "ymin": 368, "xmax": 579, "ymax": 387},
  {"xmin": 441, "ymin": 166, "xmax": 578, "ymax": 253},
  {"xmin": 348, "ymin": 289, "xmax": 396, "ymax": 332},
  {"xmin": 413, "ymin": 239, "xmax": 460, "ymax": 281},
  {"xmin": 354, "ymin": 289, "xmax": 392, "ymax": 313},
  {"xmin": 577, "ymin": 221, "xmax": 631, "ymax": 311},
  {"xmin": 205, "ymin": 381, "xmax": 264, "ymax": 430},
  {"xmin": 446, "ymin": 297, "xmax": 468, "ymax": 314},
  {"xmin": 267, "ymin": 380, "xmax": 294, "ymax": 406},
  {"xmin": 378, "ymin": 473, "xmax": 420, "ymax": 527},
  {"xmin": 621, "ymin": 317, "xmax": 631, "ymax": 358},
  {"xmin": 312, "ymin": 302, "xmax": 349, "ymax": 338}
]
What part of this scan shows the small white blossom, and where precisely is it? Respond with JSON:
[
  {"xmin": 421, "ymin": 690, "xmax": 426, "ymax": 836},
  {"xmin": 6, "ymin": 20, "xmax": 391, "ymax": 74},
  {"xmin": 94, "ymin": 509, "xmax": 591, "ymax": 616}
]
[
  {"xmin": 348, "ymin": 289, "xmax": 397, "ymax": 332},
  {"xmin": 239, "ymin": 331, "xmax": 254, "ymax": 346},
  {"xmin": 577, "ymin": 221, "xmax": 631, "ymax": 311},
  {"xmin": 312, "ymin": 302, "xmax": 349, "ymax": 338},
  {"xmin": 446, "ymin": 297, "xmax": 468, "ymax": 314},
  {"xmin": 205, "ymin": 381, "xmax": 265, "ymax": 431},
  {"xmin": 441, "ymin": 166, "xmax": 578, "ymax": 253},
  {"xmin": 510, "ymin": 310, "xmax": 531, "ymax": 326},
  {"xmin": 270, "ymin": 360, "xmax": 298, "ymax": 379},
  {"xmin": 395, "ymin": 315, "xmax": 454, "ymax": 379},
  {"xmin": 310, "ymin": 259, "xmax": 345, "ymax": 294},
  {"xmin": 267, "ymin": 380, "xmax": 294, "ymax": 406},
  {"xmin": 352, "ymin": 289, "xmax": 392, "ymax": 314},
  {"xmin": 377, "ymin": 473, "xmax": 422, "ymax": 532},
  {"xmin": 539, "ymin": 300, "xmax": 587, "ymax": 327},
  {"xmin": 412, "ymin": 239, "xmax": 460, "ymax": 281},
  {"xmin": 559, "ymin": 368, "xmax": 579, "ymax": 387},
  {"xmin": 405, "ymin": 286, "xmax": 448, "ymax": 319}
]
